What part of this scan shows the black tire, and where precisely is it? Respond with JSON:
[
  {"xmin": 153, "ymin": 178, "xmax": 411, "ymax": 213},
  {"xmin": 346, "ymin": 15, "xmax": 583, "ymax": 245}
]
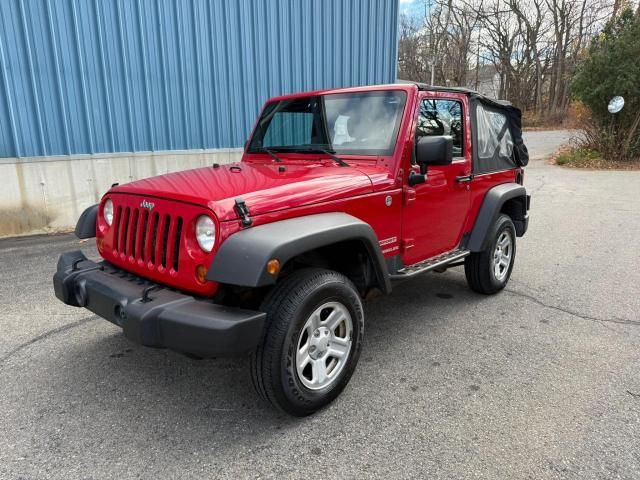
[
  {"xmin": 465, "ymin": 214, "xmax": 516, "ymax": 295},
  {"xmin": 250, "ymin": 268, "xmax": 364, "ymax": 416}
]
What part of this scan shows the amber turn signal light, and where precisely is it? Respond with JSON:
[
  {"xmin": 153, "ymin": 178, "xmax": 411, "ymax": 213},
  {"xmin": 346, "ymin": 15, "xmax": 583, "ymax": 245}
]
[
  {"xmin": 195, "ymin": 264, "xmax": 208, "ymax": 283},
  {"xmin": 266, "ymin": 259, "xmax": 280, "ymax": 276}
]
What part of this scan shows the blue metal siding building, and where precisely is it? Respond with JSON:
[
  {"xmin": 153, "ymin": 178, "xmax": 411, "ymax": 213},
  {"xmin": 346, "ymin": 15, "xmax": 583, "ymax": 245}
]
[{"xmin": 0, "ymin": 0, "xmax": 399, "ymax": 158}]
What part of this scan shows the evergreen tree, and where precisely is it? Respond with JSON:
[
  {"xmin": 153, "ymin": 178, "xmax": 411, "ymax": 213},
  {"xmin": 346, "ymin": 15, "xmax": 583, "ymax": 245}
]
[{"xmin": 572, "ymin": 8, "xmax": 640, "ymax": 161}]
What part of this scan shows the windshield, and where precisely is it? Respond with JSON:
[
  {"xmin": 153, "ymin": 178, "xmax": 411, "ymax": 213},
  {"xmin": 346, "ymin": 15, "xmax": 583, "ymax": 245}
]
[{"xmin": 248, "ymin": 90, "xmax": 407, "ymax": 156}]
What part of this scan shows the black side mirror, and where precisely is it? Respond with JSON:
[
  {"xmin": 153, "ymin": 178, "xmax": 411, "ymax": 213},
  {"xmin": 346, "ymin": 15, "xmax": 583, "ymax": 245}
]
[{"xmin": 415, "ymin": 136, "xmax": 453, "ymax": 173}]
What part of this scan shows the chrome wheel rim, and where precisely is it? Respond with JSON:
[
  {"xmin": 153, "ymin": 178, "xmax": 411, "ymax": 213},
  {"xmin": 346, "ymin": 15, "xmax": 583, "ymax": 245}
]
[
  {"xmin": 493, "ymin": 231, "xmax": 513, "ymax": 281},
  {"xmin": 295, "ymin": 301, "xmax": 353, "ymax": 391}
]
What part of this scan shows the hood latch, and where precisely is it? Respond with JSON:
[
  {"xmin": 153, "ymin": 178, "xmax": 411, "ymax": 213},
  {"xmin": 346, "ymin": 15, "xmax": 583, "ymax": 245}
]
[{"xmin": 234, "ymin": 198, "xmax": 253, "ymax": 227}]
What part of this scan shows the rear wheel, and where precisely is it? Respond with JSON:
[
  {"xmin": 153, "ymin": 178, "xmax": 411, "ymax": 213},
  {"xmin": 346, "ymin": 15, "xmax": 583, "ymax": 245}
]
[
  {"xmin": 465, "ymin": 214, "xmax": 516, "ymax": 294},
  {"xmin": 250, "ymin": 268, "xmax": 364, "ymax": 416}
]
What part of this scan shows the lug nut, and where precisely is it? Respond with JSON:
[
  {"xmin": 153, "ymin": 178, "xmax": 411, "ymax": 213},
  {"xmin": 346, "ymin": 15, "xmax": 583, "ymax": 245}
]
[
  {"xmin": 314, "ymin": 330, "xmax": 320, "ymax": 337},
  {"xmin": 310, "ymin": 346, "xmax": 316, "ymax": 352}
]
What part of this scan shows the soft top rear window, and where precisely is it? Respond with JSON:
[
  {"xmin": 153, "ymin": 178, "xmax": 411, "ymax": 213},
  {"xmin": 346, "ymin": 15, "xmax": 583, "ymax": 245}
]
[
  {"xmin": 471, "ymin": 96, "xmax": 528, "ymax": 173},
  {"xmin": 476, "ymin": 103, "xmax": 514, "ymax": 169}
]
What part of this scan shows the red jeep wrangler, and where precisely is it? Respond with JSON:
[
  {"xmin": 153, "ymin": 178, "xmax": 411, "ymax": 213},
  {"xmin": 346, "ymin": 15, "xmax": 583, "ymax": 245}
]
[{"xmin": 54, "ymin": 83, "xmax": 529, "ymax": 416}]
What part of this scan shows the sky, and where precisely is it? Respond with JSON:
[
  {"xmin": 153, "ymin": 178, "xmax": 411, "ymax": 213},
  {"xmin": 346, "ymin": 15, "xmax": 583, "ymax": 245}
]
[{"xmin": 399, "ymin": 0, "xmax": 424, "ymax": 17}]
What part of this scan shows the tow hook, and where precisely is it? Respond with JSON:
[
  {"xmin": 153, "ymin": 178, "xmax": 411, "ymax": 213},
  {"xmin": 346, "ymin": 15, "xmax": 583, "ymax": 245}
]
[{"xmin": 234, "ymin": 198, "xmax": 253, "ymax": 227}]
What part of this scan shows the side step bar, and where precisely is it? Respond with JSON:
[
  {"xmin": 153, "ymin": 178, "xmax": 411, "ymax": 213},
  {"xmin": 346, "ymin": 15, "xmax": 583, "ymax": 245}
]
[{"xmin": 389, "ymin": 249, "xmax": 470, "ymax": 280}]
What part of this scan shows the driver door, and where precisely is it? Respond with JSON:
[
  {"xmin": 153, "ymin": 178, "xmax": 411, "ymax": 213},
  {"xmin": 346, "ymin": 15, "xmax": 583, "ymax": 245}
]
[{"xmin": 400, "ymin": 93, "xmax": 472, "ymax": 266}]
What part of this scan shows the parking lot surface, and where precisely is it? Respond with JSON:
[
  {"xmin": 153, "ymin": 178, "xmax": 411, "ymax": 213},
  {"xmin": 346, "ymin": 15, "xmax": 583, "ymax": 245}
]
[{"xmin": 1, "ymin": 130, "xmax": 639, "ymax": 479}]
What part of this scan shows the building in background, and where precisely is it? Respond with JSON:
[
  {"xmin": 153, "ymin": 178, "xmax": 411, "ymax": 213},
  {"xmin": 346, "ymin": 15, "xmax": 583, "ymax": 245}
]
[
  {"xmin": 467, "ymin": 65, "xmax": 500, "ymax": 99},
  {"xmin": 0, "ymin": 0, "xmax": 399, "ymax": 234}
]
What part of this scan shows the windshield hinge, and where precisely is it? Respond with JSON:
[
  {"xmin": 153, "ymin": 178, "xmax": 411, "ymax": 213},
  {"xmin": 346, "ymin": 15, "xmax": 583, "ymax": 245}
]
[{"xmin": 234, "ymin": 198, "xmax": 253, "ymax": 227}]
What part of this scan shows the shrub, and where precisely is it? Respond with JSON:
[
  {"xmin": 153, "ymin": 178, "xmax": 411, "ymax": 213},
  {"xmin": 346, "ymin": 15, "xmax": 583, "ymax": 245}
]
[
  {"xmin": 572, "ymin": 9, "xmax": 640, "ymax": 162},
  {"xmin": 555, "ymin": 147, "xmax": 600, "ymax": 166}
]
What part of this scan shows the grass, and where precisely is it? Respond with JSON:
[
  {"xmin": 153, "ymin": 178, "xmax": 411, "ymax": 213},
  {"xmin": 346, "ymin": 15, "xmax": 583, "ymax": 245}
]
[{"xmin": 553, "ymin": 146, "xmax": 640, "ymax": 170}]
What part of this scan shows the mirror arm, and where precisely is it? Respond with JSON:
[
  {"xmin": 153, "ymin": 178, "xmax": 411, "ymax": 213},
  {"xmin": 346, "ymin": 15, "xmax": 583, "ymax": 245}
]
[{"xmin": 408, "ymin": 171, "xmax": 426, "ymax": 186}]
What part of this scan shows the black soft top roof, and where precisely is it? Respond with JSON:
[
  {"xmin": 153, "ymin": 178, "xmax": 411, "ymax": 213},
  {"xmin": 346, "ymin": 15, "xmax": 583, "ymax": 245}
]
[
  {"xmin": 397, "ymin": 81, "xmax": 529, "ymax": 169},
  {"xmin": 399, "ymin": 81, "xmax": 514, "ymax": 109}
]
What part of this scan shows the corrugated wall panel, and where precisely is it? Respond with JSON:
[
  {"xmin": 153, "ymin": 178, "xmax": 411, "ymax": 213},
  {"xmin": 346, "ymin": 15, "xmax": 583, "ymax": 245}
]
[{"xmin": 0, "ymin": 0, "xmax": 399, "ymax": 158}]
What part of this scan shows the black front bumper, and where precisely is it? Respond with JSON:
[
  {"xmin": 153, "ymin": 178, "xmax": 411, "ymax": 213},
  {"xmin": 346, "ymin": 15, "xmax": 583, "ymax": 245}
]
[{"xmin": 53, "ymin": 251, "xmax": 266, "ymax": 357}]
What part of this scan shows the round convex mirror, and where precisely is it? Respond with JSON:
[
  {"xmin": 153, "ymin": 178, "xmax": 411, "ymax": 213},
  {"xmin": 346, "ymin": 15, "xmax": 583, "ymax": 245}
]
[{"xmin": 608, "ymin": 96, "xmax": 625, "ymax": 114}]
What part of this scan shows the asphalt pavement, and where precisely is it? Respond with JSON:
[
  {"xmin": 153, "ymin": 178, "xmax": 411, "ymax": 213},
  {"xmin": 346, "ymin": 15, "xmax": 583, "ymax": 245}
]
[{"xmin": 1, "ymin": 130, "xmax": 639, "ymax": 479}]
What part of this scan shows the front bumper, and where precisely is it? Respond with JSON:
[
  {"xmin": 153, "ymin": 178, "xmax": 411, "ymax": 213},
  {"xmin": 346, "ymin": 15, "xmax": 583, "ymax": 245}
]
[{"xmin": 53, "ymin": 251, "xmax": 266, "ymax": 357}]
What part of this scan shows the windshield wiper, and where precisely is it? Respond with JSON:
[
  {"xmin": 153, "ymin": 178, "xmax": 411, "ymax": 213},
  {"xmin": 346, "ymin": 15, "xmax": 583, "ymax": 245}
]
[
  {"xmin": 262, "ymin": 145, "xmax": 350, "ymax": 167},
  {"xmin": 315, "ymin": 147, "xmax": 350, "ymax": 167},
  {"xmin": 274, "ymin": 145, "xmax": 349, "ymax": 167},
  {"xmin": 254, "ymin": 147, "xmax": 282, "ymax": 162}
]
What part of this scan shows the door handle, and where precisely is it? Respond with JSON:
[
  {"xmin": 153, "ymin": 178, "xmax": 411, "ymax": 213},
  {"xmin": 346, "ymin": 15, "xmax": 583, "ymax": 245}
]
[{"xmin": 456, "ymin": 174, "xmax": 473, "ymax": 183}]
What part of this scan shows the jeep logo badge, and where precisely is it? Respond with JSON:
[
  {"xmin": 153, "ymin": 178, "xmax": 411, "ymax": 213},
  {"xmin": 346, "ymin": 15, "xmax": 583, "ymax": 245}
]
[{"xmin": 140, "ymin": 200, "xmax": 155, "ymax": 210}]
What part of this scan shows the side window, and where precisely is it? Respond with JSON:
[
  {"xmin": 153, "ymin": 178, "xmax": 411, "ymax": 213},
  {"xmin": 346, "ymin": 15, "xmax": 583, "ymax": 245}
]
[
  {"xmin": 416, "ymin": 99, "xmax": 464, "ymax": 157},
  {"xmin": 263, "ymin": 111, "xmax": 314, "ymax": 147},
  {"xmin": 475, "ymin": 103, "xmax": 514, "ymax": 171}
]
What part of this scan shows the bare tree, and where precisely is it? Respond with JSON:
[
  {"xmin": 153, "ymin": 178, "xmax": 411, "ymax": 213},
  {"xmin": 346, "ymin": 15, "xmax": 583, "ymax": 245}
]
[
  {"xmin": 509, "ymin": 0, "xmax": 547, "ymax": 112},
  {"xmin": 397, "ymin": 0, "xmax": 615, "ymax": 122},
  {"xmin": 435, "ymin": 0, "xmax": 481, "ymax": 85},
  {"xmin": 397, "ymin": 14, "xmax": 430, "ymax": 83}
]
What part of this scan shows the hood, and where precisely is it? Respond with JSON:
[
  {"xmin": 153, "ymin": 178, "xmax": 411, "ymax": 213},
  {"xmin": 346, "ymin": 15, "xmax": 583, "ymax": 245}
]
[{"xmin": 111, "ymin": 161, "xmax": 375, "ymax": 221}]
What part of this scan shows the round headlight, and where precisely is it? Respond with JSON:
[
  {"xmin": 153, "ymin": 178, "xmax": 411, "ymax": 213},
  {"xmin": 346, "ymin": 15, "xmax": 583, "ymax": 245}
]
[
  {"xmin": 104, "ymin": 199, "xmax": 114, "ymax": 226},
  {"xmin": 195, "ymin": 215, "xmax": 216, "ymax": 253}
]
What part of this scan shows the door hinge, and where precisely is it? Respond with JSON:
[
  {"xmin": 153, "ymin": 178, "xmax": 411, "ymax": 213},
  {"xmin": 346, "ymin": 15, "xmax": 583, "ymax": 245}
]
[
  {"xmin": 404, "ymin": 188, "xmax": 417, "ymax": 205},
  {"xmin": 401, "ymin": 238, "xmax": 415, "ymax": 252},
  {"xmin": 234, "ymin": 198, "xmax": 253, "ymax": 227}
]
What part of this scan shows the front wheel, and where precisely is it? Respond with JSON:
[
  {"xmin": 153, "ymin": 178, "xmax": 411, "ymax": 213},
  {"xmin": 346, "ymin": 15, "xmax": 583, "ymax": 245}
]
[
  {"xmin": 250, "ymin": 268, "xmax": 364, "ymax": 416},
  {"xmin": 464, "ymin": 214, "xmax": 516, "ymax": 294}
]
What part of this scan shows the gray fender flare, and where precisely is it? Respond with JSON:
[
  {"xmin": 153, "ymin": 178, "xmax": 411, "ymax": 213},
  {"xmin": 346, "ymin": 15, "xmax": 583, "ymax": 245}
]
[
  {"xmin": 207, "ymin": 213, "xmax": 391, "ymax": 293},
  {"xmin": 75, "ymin": 204, "xmax": 98, "ymax": 239},
  {"xmin": 467, "ymin": 183, "xmax": 527, "ymax": 252}
]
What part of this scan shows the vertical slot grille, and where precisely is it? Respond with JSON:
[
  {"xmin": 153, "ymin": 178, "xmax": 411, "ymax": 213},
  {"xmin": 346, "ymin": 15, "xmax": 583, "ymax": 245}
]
[
  {"xmin": 173, "ymin": 217, "xmax": 183, "ymax": 272},
  {"xmin": 110, "ymin": 204, "xmax": 183, "ymax": 273},
  {"xmin": 161, "ymin": 214, "xmax": 171, "ymax": 268},
  {"xmin": 130, "ymin": 209, "xmax": 139, "ymax": 257},
  {"xmin": 114, "ymin": 206, "xmax": 122, "ymax": 251},
  {"xmin": 150, "ymin": 213, "xmax": 159, "ymax": 265},
  {"xmin": 121, "ymin": 207, "xmax": 131, "ymax": 255},
  {"xmin": 140, "ymin": 210, "xmax": 149, "ymax": 261}
]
